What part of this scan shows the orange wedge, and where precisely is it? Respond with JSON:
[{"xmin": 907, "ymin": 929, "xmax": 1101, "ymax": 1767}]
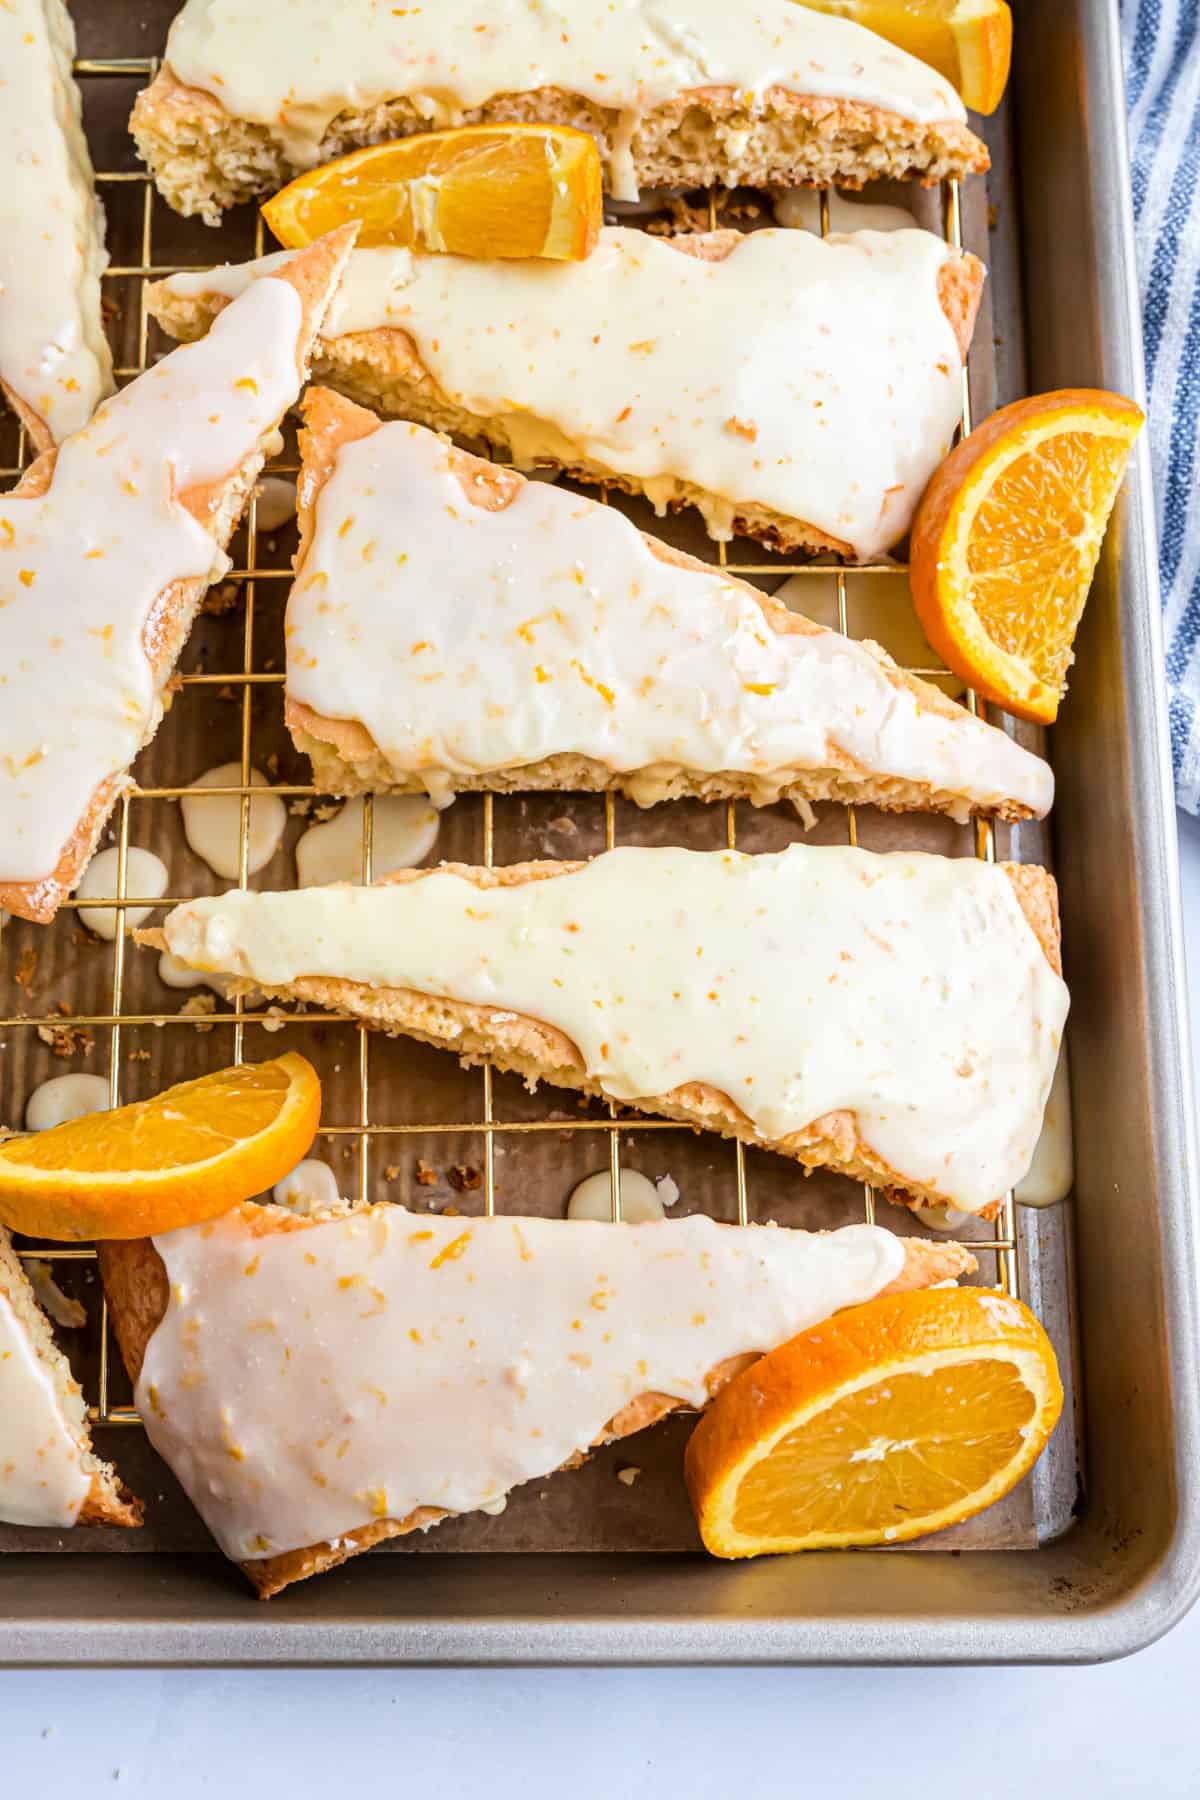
[
  {"xmin": 262, "ymin": 125, "xmax": 603, "ymax": 262},
  {"xmin": 0, "ymin": 1054, "xmax": 321, "ymax": 1241},
  {"xmin": 685, "ymin": 1287, "xmax": 1062, "ymax": 1557},
  {"xmin": 909, "ymin": 389, "xmax": 1144, "ymax": 724},
  {"xmin": 797, "ymin": 1, "xmax": 1012, "ymax": 113}
]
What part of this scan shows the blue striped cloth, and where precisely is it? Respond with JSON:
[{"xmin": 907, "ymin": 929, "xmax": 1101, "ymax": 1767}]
[{"xmin": 1122, "ymin": 1, "xmax": 1200, "ymax": 812}]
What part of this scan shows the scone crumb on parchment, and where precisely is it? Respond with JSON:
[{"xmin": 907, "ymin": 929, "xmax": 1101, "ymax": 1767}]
[
  {"xmin": 178, "ymin": 993, "xmax": 216, "ymax": 1031},
  {"xmin": 37, "ymin": 1005, "xmax": 94, "ymax": 1059}
]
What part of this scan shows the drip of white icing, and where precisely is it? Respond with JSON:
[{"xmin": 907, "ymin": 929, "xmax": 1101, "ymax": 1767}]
[
  {"xmin": 164, "ymin": 226, "xmax": 973, "ymax": 558},
  {"xmin": 158, "ymin": 950, "xmax": 223, "ymax": 992},
  {"xmin": 252, "ymin": 475, "xmax": 297, "ymax": 532},
  {"xmin": 181, "ymin": 763, "xmax": 287, "ymax": 881},
  {"xmin": 0, "ymin": 1284, "xmax": 89, "ymax": 1528},
  {"xmin": 773, "ymin": 191, "xmax": 915, "ymax": 234},
  {"xmin": 273, "ymin": 1158, "xmax": 341, "ymax": 1215},
  {"xmin": 1015, "ymin": 1050, "xmax": 1074, "ymax": 1208},
  {"xmin": 295, "ymin": 795, "xmax": 440, "ymax": 888},
  {"xmin": 138, "ymin": 1204, "xmax": 905, "ymax": 1559},
  {"xmin": 910, "ymin": 1203, "xmax": 972, "ymax": 1234},
  {"xmin": 567, "ymin": 1168, "xmax": 664, "ymax": 1224},
  {"xmin": 157, "ymin": 843, "xmax": 1069, "ymax": 1213},
  {"xmin": 25, "ymin": 1073, "xmax": 109, "ymax": 1132},
  {"xmin": 163, "ymin": 0, "xmax": 966, "ymax": 200},
  {"xmin": 76, "ymin": 846, "xmax": 168, "ymax": 940},
  {"xmin": 286, "ymin": 420, "xmax": 1050, "ymax": 819},
  {"xmin": 0, "ymin": 276, "xmax": 304, "ymax": 886},
  {"xmin": 0, "ymin": 0, "xmax": 112, "ymax": 442}
]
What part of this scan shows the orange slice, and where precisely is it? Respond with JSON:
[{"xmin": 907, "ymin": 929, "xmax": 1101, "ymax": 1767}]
[
  {"xmin": 685, "ymin": 1287, "xmax": 1062, "ymax": 1557},
  {"xmin": 797, "ymin": 1, "xmax": 1012, "ymax": 113},
  {"xmin": 0, "ymin": 1055, "xmax": 321, "ymax": 1241},
  {"xmin": 262, "ymin": 125, "xmax": 603, "ymax": 262},
  {"xmin": 909, "ymin": 389, "xmax": 1144, "ymax": 724}
]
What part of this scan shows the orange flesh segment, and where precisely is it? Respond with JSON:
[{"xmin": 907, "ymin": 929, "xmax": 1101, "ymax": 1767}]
[
  {"xmin": 3, "ymin": 1061, "xmax": 295, "ymax": 1172},
  {"xmin": 732, "ymin": 1355, "xmax": 1036, "ymax": 1540},
  {"xmin": 909, "ymin": 390, "xmax": 1144, "ymax": 724},
  {"xmin": 964, "ymin": 428, "xmax": 1134, "ymax": 690},
  {"xmin": 795, "ymin": 0, "xmax": 1012, "ymax": 113},
  {"xmin": 262, "ymin": 125, "xmax": 603, "ymax": 261},
  {"xmin": 684, "ymin": 1288, "xmax": 1063, "ymax": 1556},
  {"xmin": 0, "ymin": 1054, "xmax": 322, "ymax": 1240}
]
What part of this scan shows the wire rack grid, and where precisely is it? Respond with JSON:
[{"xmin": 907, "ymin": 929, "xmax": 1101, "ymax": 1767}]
[{"xmin": 0, "ymin": 56, "xmax": 1022, "ymax": 1441}]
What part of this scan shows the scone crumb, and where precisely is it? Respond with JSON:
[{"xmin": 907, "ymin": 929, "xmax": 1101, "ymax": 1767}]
[
  {"xmin": 37, "ymin": 1017, "xmax": 94, "ymax": 1059},
  {"xmin": 616, "ymin": 1466, "xmax": 642, "ymax": 1487},
  {"xmin": 179, "ymin": 993, "xmax": 217, "ymax": 1031},
  {"xmin": 202, "ymin": 580, "xmax": 240, "ymax": 616}
]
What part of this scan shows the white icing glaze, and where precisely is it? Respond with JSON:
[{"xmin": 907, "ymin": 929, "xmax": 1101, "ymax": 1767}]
[
  {"xmin": 76, "ymin": 846, "xmax": 168, "ymax": 940},
  {"xmin": 25, "ymin": 1073, "xmax": 109, "ymax": 1132},
  {"xmin": 139, "ymin": 1204, "xmax": 905, "ymax": 1559},
  {"xmin": 158, "ymin": 844, "xmax": 1069, "ymax": 1212},
  {"xmin": 295, "ymin": 795, "xmax": 440, "ymax": 887},
  {"xmin": 252, "ymin": 475, "xmax": 297, "ymax": 532},
  {"xmin": 1015, "ymin": 1050, "xmax": 1074, "ymax": 1208},
  {"xmin": 273, "ymin": 1158, "xmax": 341, "ymax": 1215},
  {"xmin": 0, "ymin": 0, "xmax": 111, "ymax": 442},
  {"xmin": 163, "ymin": 0, "xmax": 965, "ymax": 200},
  {"xmin": 910, "ymin": 1202, "xmax": 972, "ymax": 1234},
  {"xmin": 167, "ymin": 228, "xmax": 970, "ymax": 558},
  {"xmin": 567, "ymin": 1168, "xmax": 664, "ymax": 1223},
  {"xmin": 181, "ymin": 763, "xmax": 287, "ymax": 881},
  {"xmin": 158, "ymin": 949, "xmax": 220, "ymax": 991},
  {"xmin": 0, "ymin": 276, "xmax": 304, "ymax": 887},
  {"xmin": 287, "ymin": 421, "xmax": 1050, "ymax": 819},
  {"xmin": 0, "ymin": 1284, "xmax": 89, "ymax": 1527},
  {"xmin": 773, "ymin": 190, "xmax": 915, "ymax": 233}
]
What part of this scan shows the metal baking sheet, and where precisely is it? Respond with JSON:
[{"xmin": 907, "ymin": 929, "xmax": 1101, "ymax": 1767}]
[{"xmin": 1, "ymin": 0, "xmax": 1198, "ymax": 1662}]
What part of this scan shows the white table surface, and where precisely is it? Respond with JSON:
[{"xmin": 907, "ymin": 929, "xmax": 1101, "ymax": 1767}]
[{"xmin": 6, "ymin": 819, "xmax": 1200, "ymax": 1796}]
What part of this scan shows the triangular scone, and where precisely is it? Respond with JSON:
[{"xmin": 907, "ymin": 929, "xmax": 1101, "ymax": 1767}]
[
  {"xmin": 142, "ymin": 844, "xmax": 1069, "ymax": 1219},
  {"xmin": 0, "ymin": 226, "xmax": 355, "ymax": 924},
  {"xmin": 288, "ymin": 392, "xmax": 1052, "ymax": 824},
  {"xmin": 0, "ymin": 1227, "xmax": 140, "ymax": 1529},
  {"xmin": 131, "ymin": 0, "xmax": 987, "ymax": 222},
  {"xmin": 147, "ymin": 226, "xmax": 984, "ymax": 559},
  {"xmin": 99, "ymin": 1205, "xmax": 974, "ymax": 1593},
  {"xmin": 0, "ymin": 0, "xmax": 112, "ymax": 450}
]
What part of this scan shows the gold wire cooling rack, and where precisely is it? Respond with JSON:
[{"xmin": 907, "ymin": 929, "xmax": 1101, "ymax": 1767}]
[{"xmin": 0, "ymin": 56, "xmax": 1023, "ymax": 1446}]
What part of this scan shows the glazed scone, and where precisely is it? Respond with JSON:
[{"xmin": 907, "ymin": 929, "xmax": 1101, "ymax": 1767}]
[
  {"xmin": 141, "ymin": 844, "xmax": 1068, "ymax": 1218},
  {"xmin": 0, "ymin": 1228, "xmax": 140, "ymax": 1530},
  {"xmin": 0, "ymin": 0, "xmax": 112, "ymax": 450},
  {"xmin": 132, "ymin": 0, "xmax": 988, "ymax": 222},
  {"xmin": 99, "ymin": 1204, "xmax": 974, "ymax": 1593},
  {"xmin": 287, "ymin": 392, "xmax": 1051, "ymax": 823},
  {"xmin": 149, "ymin": 226, "xmax": 985, "ymax": 559},
  {"xmin": 0, "ymin": 226, "xmax": 355, "ymax": 925}
]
